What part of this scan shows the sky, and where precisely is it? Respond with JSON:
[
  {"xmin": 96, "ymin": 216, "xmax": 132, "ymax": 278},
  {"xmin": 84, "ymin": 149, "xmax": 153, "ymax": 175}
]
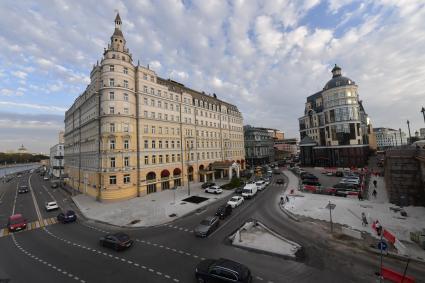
[{"xmin": 0, "ymin": 0, "xmax": 425, "ymax": 153}]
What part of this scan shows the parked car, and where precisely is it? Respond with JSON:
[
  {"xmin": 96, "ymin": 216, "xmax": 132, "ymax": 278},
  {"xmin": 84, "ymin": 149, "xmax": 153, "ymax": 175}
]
[
  {"xmin": 18, "ymin": 185, "xmax": 29, "ymax": 194},
  {"xmin": 340, "ymin": 178, "xmax": 360, "ymax": 185},
  {"xmin": 255, "ymin": 181, "xmax": 266, "ymax": 191},
  {"xmin": 333, "ymin": 183, "xmax": 359, "ymax": 190},
  {"xmin": 57, "ymin": 210, "xmax": 77, "ymax": 223},
  {"xmin": 276, "ymin": 179, "xmax": 285, "ymax": 185},
  {"xmin": 302, "ymin": 179, "xmax": 321, "ymax": 186},
  {"xmin": 194, "ymin": 216, "xmax": 220, "ymax": 237},
  {"xmin": 99, "ymin": 232, "xmax": 133, "ymax": 251},
  {"xmin": 215, "ymin": 204, "xmax": 232, "ymax": 219},
  {"xmin": 227, "ymin": 196, "xmax": 244, "ymax": 208},
  {"xmin": 202, "ymin": 182, "xmax": 216, "ymax": 189},
  {"xmin": 7, "ymin": 214, "xmax": 27, "ymax": 232},
  {"xmin": 43, "ymin": 176, "xmax": 49, "ymax": 181},
  {"xmin": 241, "ymin": 184, "xmax": 257, "ymax": 199},
  {"xmin": 45, "ymin": 201, "xmax": 59, "ymax": 211},
  {"xmin": 205, "ymin": 186, "xmax": 223, "ymax": 194},
  {"xmin": 51, "ymin": 182, "xmax": 59, "ymax": 189},
  {"xmin": 335, "ymin": 171, "xmax": 344, "ymax": 177},
  {"xmin": 195, "ymin": 258, "xmax": 252, "ymax": 283}
]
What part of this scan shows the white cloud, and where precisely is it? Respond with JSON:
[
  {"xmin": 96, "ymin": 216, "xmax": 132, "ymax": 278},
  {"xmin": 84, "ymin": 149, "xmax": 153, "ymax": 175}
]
[
  {"xmin": 149, "ymin": 60, "xmax": 161, "ymax": 70},
  {"xmin": 255, "ymin": 15, "xmax": 283, "ymax": 55},
  {"xmin": 0, "ymin": 88, "xmax": 24, "ymax": 97},
  {"xmin": 0, "ymin": 101, "xmax": 67, "ymax": 113},
  {"xmin": 12, "ymin": 70, "xmax": 28, "ymax": 79}
]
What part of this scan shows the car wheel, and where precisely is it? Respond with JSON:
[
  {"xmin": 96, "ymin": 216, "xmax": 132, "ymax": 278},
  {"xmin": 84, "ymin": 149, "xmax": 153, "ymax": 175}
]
[{"xmin": 196, "ymin": 276, "xmax": 206, "ymax": 283}]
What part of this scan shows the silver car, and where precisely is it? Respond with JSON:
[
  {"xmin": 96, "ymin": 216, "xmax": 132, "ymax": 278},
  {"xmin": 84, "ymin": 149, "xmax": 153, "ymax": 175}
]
[{"xmin": 194, "ymin": 216, "xmax": 219, "ymax": 237}]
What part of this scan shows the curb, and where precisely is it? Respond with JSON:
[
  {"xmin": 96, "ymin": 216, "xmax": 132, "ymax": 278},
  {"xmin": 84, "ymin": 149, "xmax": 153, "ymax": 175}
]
[
  {"xmin": 278, "ymin": 203, "xmax": 300, "ymax": 222},
  {"xmin": 365, "ymin": 247, "xmax": 425, "ymax": 264}
]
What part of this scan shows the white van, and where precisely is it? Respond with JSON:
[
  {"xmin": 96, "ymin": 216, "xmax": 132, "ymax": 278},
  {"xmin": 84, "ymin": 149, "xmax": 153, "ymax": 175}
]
[
  {"xmin": 255, "ymin": 181, "xmax": 266, "ymax": 191},
  {"xmin": 242, "ymin": 184, "xmax": 258, "ymax": 199}
]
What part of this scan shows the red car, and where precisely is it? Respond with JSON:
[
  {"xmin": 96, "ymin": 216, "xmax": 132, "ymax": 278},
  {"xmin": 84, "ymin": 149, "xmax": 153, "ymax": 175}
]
[{"xmin": 7, "ymin": 214, "xmax": 27, "ymax": 232}]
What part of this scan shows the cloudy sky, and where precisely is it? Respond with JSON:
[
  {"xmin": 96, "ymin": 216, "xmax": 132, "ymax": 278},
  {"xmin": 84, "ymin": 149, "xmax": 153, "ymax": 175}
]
[{"xmin": 0, "ymin": 0, "xmax": 424, "ymax": 153}]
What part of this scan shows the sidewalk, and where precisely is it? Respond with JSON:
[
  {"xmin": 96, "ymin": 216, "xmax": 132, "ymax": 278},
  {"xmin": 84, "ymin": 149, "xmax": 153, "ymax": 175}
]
[
  {"xmin": 367, "ymin": 175, "xmax": 388, "ymax": 204},
  {"xmin": 72, "ymin": 179, "xmax": 232, "ymax": 228},
  {"xmin": 280, "ymin": 169, "xmax": 425, "ymax": 260}
]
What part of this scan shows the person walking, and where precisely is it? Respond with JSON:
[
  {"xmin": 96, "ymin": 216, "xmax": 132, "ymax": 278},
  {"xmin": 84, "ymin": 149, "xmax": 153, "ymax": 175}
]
[
  {"xmin": 361, "ymin": 212, "xmax": 368, "ymax": 226},
  {"xmin": 373, "ymin": 179, "xmax": 377, "ymax": 188},
  {"xmin": 372, "ymin": 189, "xmax": 377, "ymax": 198}
]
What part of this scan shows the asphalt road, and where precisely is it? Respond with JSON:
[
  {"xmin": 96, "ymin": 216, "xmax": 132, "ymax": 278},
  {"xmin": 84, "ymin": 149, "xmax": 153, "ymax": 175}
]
[{"xmin": 1, "ymin": 170, "xmax": 424, "ymax": 283}]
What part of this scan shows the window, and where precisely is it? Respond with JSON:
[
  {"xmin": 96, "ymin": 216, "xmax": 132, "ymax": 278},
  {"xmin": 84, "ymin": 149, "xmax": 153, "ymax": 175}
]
[
  {"xmin": 144, "ymin": 111, "xmax": 148, "ymax": 118},
  {"xmin": 124, "ymin": 140, "xmax": 129, "ymax": 149},
  {"xmin": 158, "ymin": 101, "xmax": 162, "ymax": 108},
  {"xmin": 151, "ymin": 126, "xmax": 156, "ymax": 134},
  {"xmin": 109, "ymin": 78, "xmax": 114, "ymax": 86},
  {"xmin": 144, "ymin": 140, "xmax": 148, "ymax": 148},
  {"xmin": 143, "ymin": 73, "xmax": 147, "ymax": 80},
  {"xmin": 123, "ymin": 123, "xmax": 129, "ymax": 133},
  {"xmin": 150, "ymin": 75, "xmax": 154, "ymax": 82},
  {"xmin": 144, "ymin": 98, "xmax": 148, "ymax": 105},
  {"xmin": 144, "ymin": 86, "xmax": 148, "ymax": 93},
  {"xmin": 158, "ymin": 113, "xmax": 162, "ymax": 120},
  {"xmin": 110, "ymin": 157, "xmax": 115, "ymax": 168},
  {"xmin": 165, "ymin": 154, "xmax": 169, "ymax": 163},
  {"xmin": 109, "ymin": 176, "xmax": 117, "ymax": 185},
  {"xmin": 159, "ymin": 140, "xmax": 162, "ymax": 148},
  {"xmin": 170, "ymin": 104, "xmax": 173, "ymax": 111},
  {"xmin": 151, "ymin": 112, "xmax": 155, "ymax": 119},
  {"xmin": 152, "ymin": 140, "xmax": 156, "ymax": 148},
  {"xmin": 123, "ymin": 67, "xmax": 128, "ymax": 74},
  {"xmin": 165, "ymin": 102, "xmax": 168, "ymax": 110},
  {"xmin": 124, "ymin": 107, "xmax": 129, "ymax": 114},
  {"xmin": 144, "ymin": 156, "xmax": 149, "ymax": 165},
  {"xmin": 110, "ymin": 123, "xmax": 115, "ymax": 132},
  {"xmin": 109, "ymin": 92, "xmax": 114, "ymax": 100},
  {"xmin": 164, "ymin": 114, "xmax": 168, "ymax": 120},
  {"xmin": 109, "ymin": 139, "xmax": 115, "ymax": 150},
  {"xmin": 172, "ymin": 154, "xmax": 175, "ymax": 162},
  {"xmin": 109, "ymin": 65, "xmax": 114, "ymax": 72},
  {"xmin": 151, "ymin": 88, "xmax": 154, "ymax": 94},
  {"xmin": 124, "ymin": 80, "xmax": 128, "ymax": 88},
  {"xmin": 124, "ymin": 157, "xmax": 129, "ymax": 167},
  {"xmin": 109, "ymin": 106, "xmax": 114, "ymax": 114},
  {"xmin": 158, "ymin": 90, "xmax": 161, "ymax": 96},
  {"xmin": 159, "ymin": 155, "xmax": 163, "ymax": 163},
  {"xmin": 171, "ymin": 141, "xmax": 175, "ymax": 148},
  {"xmin": 159, "ymin": 127, "xmax": 162, "ymax": 134},
  {"xmin": 144, "ymin": 125, "xmax": 148, "ymax": 133},
  {"xmin": 124, "ymin": 93, "xmax": 129, "ymax": 101},
  {"xmin": 177, "ymin": 154, "xmax": 181, "ymax": 162},
  {"xmin": 165, "ymin": 140, "xmax": 169, "ymax": 148},
  {"xmin": 152, "ymin": 155, "xmax": 156, "ymax": 164},
  {"xmin": 123, "ymin": 174, "xmax": 130, "ymax": 184}
]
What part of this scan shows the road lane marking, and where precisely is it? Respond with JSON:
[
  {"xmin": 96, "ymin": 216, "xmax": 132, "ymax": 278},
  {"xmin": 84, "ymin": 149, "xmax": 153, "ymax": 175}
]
[
  {"xmin": 11, "ymin": 234, "xmax": 86, "ymax": 282},
  {"xmin": 28, "ymin": 174, "xmax": 44, "ymax": 227},
  {"xmin": 0, "ymin": 218, "xmax": 57, "ymax": 238},
  {"xmin": 43, "ymin": 227, "xmax": 180, "ymax": 282},
  {"xmin": 12, "ymin": 178, "xmax": 19, "ymax": 214}
]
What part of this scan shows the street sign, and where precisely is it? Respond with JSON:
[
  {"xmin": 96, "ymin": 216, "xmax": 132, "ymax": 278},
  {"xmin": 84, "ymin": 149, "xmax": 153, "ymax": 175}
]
[
  {"xmin": 326, "ymin": 203, "xmax": 336, "ymax": 210},
  {"xmin": 377, "ymin": 240, "xmax": 388, "ymax": 251}
]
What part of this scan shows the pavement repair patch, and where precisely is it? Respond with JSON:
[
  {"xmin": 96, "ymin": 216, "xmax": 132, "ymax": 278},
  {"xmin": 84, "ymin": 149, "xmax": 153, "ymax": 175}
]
[{"xmin": 181, "ymin": 196, "xmax": 209, "ymax": 204}]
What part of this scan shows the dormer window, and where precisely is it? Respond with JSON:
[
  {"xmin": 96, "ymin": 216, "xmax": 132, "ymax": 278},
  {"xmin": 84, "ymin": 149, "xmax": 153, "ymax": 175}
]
[{"xmin": 110, "ymin": 65, "xmax": 114, "ymax": 72}]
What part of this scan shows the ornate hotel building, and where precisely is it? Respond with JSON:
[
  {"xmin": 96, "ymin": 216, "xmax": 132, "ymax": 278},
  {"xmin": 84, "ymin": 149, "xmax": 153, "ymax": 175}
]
[
  {"xmin": 64, "ymin": 14, "xmax": 245, "ymax": 202},
  {"xmin": 298, "ymin": 65, "xmax": 372, "ymax": 167}
]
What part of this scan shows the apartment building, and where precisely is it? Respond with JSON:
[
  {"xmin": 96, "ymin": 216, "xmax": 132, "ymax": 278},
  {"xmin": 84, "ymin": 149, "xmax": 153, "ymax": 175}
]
[{"xmin": 64, "ymin": 14, "xmax": 245, "ymax": 202}]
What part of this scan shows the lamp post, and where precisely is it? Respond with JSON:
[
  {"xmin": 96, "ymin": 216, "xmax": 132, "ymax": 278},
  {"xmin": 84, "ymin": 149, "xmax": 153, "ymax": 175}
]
[
  {"xmin": 407, "ymin": 120, "xmax": 412, "ymax": 144},
  {"xmin": 421, "ymin": 106, "xmax": 425, "ymax": 123},
  {"xmin": 399, "ymin": 128, "xmax": 403, "ymax": 145},
  {"xmin": 394, "ymin": 133, "xmax": 398, "ymax": 147}
]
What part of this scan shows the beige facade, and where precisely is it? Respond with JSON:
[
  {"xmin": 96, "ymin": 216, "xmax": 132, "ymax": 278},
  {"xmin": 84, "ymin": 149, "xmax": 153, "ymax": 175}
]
[{"xmin": 64, "ymin": 14, "xmax": 245, "ymax": 202}]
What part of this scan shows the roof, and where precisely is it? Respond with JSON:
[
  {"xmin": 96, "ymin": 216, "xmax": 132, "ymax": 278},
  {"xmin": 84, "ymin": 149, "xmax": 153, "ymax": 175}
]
[
  {"xmin": 112, "ymin": 28, "xmax": 123, "ymax": 37},
  {"xmin": 323, "ymin": 76, "xmax": 355, "ymax": 90},
  {"xmin": 115, "ymin": 13, "xmax": 122, "ymax": 23}
]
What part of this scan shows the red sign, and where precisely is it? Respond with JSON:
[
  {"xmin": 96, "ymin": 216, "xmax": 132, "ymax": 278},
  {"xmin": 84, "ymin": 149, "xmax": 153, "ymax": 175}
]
[
  {"xmin": 381, "ymin": 266, "xmax": 415, "ymax": 283},
  {"xmin": 383, "ymin": 229, "xmax": 396, "ymax": 244}
]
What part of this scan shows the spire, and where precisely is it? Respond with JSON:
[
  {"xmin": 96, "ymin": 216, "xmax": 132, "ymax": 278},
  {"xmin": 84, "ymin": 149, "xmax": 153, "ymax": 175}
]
[
  {"xmin": 331, "ymin": 64, "xmax": 342, "ymax": 78},
  {"xmin": 115, "ymin": 12, "xmax": 122, "ymax": 30},
  {"xmin": 110, "ymin": 11, "xmax": 126, "ymax": 51}
]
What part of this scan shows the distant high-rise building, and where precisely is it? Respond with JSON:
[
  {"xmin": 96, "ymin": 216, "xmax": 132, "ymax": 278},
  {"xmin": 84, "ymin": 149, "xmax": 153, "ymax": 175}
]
[
  {"xmin": 58, "ymin": 131, "xmax": 65, "ymax": 144},
  {"xmin": 298, "ymin": 65, "xmax": 370, "ymax": 167},
  {"xmin": 374, "ymin": 127, "xmax": 407, "ymax": 149},
  {"xmin": 243, "ymin": 125, "xmax": 274, "ymax": 166}
]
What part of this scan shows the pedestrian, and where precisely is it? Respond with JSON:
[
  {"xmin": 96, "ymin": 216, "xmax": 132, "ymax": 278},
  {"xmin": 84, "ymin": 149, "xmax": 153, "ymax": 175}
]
[
  {"xmin": 375, "ymin": 221, "xmax": 382, "ymax": 236},
  {"xmin": 373, "ymin": 180, "xmax": 377, "ymax": 188},
  {"xmin": 286, "ymin": 195, "xmax": 289, "ymax": 203},
  {"xmin": 372, "ymin": 189, "xmax": 377, "ymax": 198},
  {"xmin": 358, "ymin": 193, "xmax": 363, "ymax": 201},
  {"xmin": 361, "ymin": 212, "xmax": 368, "ymax": 226},
  {"xmin": 280, "ymin": 196, "xmax": 284, "ymax": 205}
]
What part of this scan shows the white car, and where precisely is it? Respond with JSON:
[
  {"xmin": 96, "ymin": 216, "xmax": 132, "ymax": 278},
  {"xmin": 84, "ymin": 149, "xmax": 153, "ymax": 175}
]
[
  {"xmin": 205, "ymin": 186, "xmax": 223, "ymax": 194},
  {"xmin": 43, "ymin": 176, "xmax": 49, "ymax": 181},
  {"xmin": 227, "ymin": 196, "xmax": 244, "ymax": 208},
  {"xmin": 255, "ymin": 181, "xmax": 266, "ymax": 191},
  {"xmin": 45, "ymin": 201, "xmax": 59, "ymax": 211}
]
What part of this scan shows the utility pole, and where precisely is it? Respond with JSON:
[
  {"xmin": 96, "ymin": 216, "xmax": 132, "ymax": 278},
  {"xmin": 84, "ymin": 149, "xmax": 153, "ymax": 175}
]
[
  {"xmin": 399, "ymin": 128, "xmax": 403, "ymax": 145},
  {"xmin": 407, "ymin": 120, "xmax": 412, "ymax": 144}
]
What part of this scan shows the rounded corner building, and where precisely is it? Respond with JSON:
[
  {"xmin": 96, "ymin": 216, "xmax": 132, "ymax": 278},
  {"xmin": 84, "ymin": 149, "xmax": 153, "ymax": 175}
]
[{"xmin": 298, "ymin": 64, "xmax": 373, "ymax": 167}]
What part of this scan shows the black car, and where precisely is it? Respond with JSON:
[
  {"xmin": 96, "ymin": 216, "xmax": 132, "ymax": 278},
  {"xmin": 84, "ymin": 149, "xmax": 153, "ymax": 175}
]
[
  {"xmin": 57, "ymin": 210, "xmax": 77, "ymax": 223},
  {"xmin": 99, "ymin": 232, "xmax": 133, "ymax": 251},
  {"xmin": 51, "ymin": 183, "xmax": 59, "ymax": 189},
  {"xmin": 302, "ymin": 179, "xmax": 321, "ymax": 186},
  {"xmin": 202, "ymin": 182, "xmax": 216, "ymax": 189},
  {"xmin": 215, "ymin": 205, "xmax": 232, "ymax": 219},
  {"xmin": 276, "ymin": 179, "xmax": 285, "ymax": 185},
  {"xmin": 335, "ymin": 171, "xmax": 344, "ymax": 177},
  {"xmin": 18, "ymin": 186, "xmax": 29, "ymax": 194},
  {"xmin": 235, "ymin": 187, "xmax": 243, "ymax": 194},
  {"xmin": 300, "ymin": 173, "xmax": 318, "ymax": 180},
  {"xmin": 195, "ymin": 258, "xmax": 252, "ymax": 283}
]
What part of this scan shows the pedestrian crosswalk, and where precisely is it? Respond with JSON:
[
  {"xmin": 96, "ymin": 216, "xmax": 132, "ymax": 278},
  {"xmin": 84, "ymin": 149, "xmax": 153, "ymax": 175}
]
[{"xmin": 0, "ymin": 217, "xmax": 58, "ymax": 238}]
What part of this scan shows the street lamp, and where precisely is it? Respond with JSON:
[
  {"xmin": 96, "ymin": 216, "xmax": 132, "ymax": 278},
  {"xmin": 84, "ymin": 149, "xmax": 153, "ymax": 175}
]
[
  {"xmin": 407, "ymin": 120, "xmax": 412, "ymax": 144},
  {"xmin": 421, "ymin": 106, "xmax": 425, "ymax": 123},
  {"xmin": 399, "ymin": 128, "xmax": 403, "ymax": 145},
  {"xmin": 394, "ymin": 133, "xmax": 398, "ymax": 147}
]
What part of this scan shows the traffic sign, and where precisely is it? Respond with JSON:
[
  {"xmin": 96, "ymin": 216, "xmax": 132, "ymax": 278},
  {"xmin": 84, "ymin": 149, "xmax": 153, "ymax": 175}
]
[
  {"xmin": 326, "ymin": 203, "xmax": 336, "ymax": 210},
  {"xmin": 377, "ymin": 240, "xmax": 388, "ymax": 251}
]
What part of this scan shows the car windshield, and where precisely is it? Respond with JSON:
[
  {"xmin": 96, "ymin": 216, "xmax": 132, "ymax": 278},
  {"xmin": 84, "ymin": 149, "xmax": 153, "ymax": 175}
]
[
  {"xmin": 115, "ymin": 233, "xmax": 129, "ymax": 241},
  {"xmin": 242, "ymin": 189, "xmax": 251, "ymax": 193},
  {"xmin": 10, "ymin": 217, "xmax": 24, "ymax": 224},
  {"xmin": 230, "ymin": 197, "xmax": 238, "ymax": 202},
  {"xmin": 200, "ymin": 220, "xmax": 211, "ymax": 226}
]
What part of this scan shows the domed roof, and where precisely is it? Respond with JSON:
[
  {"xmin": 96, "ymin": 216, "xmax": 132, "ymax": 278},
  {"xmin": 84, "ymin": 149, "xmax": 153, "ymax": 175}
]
[{"xmin": 323, "ymin": 64, "xmax": 355, "ymax": 91}]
